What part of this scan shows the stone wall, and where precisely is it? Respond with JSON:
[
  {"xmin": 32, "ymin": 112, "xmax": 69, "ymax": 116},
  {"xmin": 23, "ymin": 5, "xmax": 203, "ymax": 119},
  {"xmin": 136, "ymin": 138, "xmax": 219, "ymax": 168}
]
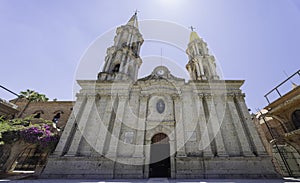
[{"xmin": 14, "ymin": 99, "xmax": 73, "ymax": 129}]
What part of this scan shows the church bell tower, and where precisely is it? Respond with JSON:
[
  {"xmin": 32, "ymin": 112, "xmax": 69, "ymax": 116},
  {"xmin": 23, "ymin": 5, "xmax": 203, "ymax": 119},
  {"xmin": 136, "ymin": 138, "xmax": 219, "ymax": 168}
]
[
  {"xmin": 98, "ymin": 12, "xmax": 144, "ymax": 81},
  {"xmin": 186, "ymin": 28, "xmax": 219, "ymax": 80}
]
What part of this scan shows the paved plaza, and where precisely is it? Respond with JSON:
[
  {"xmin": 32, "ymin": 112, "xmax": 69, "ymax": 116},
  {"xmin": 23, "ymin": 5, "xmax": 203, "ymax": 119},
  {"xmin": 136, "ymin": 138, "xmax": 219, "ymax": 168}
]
[{"xmin": 1, "ymin": 178, "xmax": 300, "ymax": 183}]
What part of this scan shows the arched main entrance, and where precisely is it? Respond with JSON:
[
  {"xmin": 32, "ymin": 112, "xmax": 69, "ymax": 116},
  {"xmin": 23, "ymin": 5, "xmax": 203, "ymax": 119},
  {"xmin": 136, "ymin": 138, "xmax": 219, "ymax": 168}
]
[{"xmin": 149, "ymin": 133, "xmax": 171, "ymax": 178}]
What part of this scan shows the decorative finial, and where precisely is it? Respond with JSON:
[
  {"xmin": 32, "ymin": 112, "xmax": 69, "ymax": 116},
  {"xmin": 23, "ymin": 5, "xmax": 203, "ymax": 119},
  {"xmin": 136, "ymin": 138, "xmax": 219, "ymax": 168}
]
[
  {"xmin": 134, "ymin": 9, "xmax": 139, "ymax": 15},
  {"xmin": 189, "ymin": 26, "xmax": 196, "ymax": 32}
]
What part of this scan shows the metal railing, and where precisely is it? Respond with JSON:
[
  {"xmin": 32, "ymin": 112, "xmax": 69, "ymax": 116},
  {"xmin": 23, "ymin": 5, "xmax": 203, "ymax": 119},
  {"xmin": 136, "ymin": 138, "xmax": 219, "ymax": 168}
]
[
  {"xmin": 0, "ymin": 85, "xmax": 20, "ymax": 104},
  {"xmin": 264, "ymin": 70, "xmax": 300, "ymax": 104}
]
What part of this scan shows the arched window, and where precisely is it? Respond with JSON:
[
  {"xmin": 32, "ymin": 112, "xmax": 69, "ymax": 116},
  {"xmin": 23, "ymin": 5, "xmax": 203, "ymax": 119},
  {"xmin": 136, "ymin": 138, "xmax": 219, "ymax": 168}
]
[
  {"xmin": 151, "ymin": 133, "xmax": 169, "ymax": 144},
  {"xmin": 33, "ymin": 110, "xmax": 44, "ymax": 119},
  {"xmin": 291, "ymin": 110, "xmax": 300, "ymax": 129},
  {"xmin": 34, "ymin": 113, "xmax": 41, "ymax": 119},
  {"xmin": 52, "ymin": 113, "xmax": 61, "ymax": 124},
  {"xmin": 112, "ymin": 64, "xmax": 120, "ymax": 72}
]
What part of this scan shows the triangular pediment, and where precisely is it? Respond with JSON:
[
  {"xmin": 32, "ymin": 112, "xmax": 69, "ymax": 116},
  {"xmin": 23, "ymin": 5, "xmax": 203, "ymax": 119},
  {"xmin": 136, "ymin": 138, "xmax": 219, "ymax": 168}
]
[{"xmin": 138, "ymin": 66, "xmax": 185, "ymax": 82}]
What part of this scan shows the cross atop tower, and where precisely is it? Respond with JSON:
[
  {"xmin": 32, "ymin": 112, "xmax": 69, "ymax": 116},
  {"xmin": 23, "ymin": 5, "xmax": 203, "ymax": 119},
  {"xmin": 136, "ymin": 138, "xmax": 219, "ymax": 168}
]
[
  {"xmin": 134, "ymin": 9, "xmax": 139, "ymax": 15},
  {"xmin": 189, "ymin": 26, "xmax": 196, "ymax": 32}
]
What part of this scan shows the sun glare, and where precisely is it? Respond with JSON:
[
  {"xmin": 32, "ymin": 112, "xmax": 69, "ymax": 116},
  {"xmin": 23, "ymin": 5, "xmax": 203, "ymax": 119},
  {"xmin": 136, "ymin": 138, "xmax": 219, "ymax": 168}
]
[{"xmin": 160, "ymin": 0, "xmax": 183, "ymax": 8}]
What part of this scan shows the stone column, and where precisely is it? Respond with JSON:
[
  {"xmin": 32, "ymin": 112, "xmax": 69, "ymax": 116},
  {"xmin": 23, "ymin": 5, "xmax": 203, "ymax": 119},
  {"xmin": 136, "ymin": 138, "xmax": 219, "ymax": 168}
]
[
  {"xmin": 127, "ymin": 30, "xmax": 132, "ymax": 44},
  {"xmin": 103, "ymin": 54, "xmax": 112, "ymax": 72},
  {"xmin": 196, "ymin": 94, "xmax": 213, "ymax": 157},
  {"xmin": 103, "ymin": 56, "xmax": 108, "ymax": 72},
  {"xmin": 173, "ymin": 95, "xmax": 186, "ymax": 157},
  {"xmin": 186, "ymin": 65, "xmax": 194, "ymax": 80},
  {"xmin": 66, "ymin": 94, "xmax": 95, "ymax": 156},
  {"xmin": 119, "ymin": 54, "xmax": 126, "ymax": 72},
  {"xmin": 94, "ymin": 95, "xmax": 117, "ymax": 155},
  {"xmin": 52, "ymin": 94, "xmax": 87, "ymax": 156},
  {"xmin": 194, "ymin": 43, "xmax": 199, "ymax": 55},
  {"xmin": 193, "ymin": 44, "xmax": 197, "ymax": 56},
  {"xmin": 124, "ymin": 57, "xmax": 130, "ymax": 73},
  {"xmin": 195, "ymin": 60, "xmax": 201, "ymax": 78},
  {"xmin": 235, "ymin": 94, "xmax": 268, "ymax": 156},
  {"xmin": 133, "ymin": 95, "xmax": 148, "ymax": 157},
  {"xmin": 134, "ymin": 62, "xmax": 139, "ymax": 80},
  {"xmin": 227, "ymin": 94, "xmax": 254, "ymax": 156},
  {"xmin": 137, "ymin": 42, "xmax": 141, "ymax": 54},
  {"xmin": 198, "ymin": 58, "xmax": 207, "ymax": 80},
  {"xmin": 106, "ymin": 95, "xmax": 128, "ymax": 158},
  {"xmin": 197, "ymin": 61, "xmax": 205, "ymax": 77},
  {"xmin": 205, "ymin": 94, "xmax": 228, "ymax": 157}
]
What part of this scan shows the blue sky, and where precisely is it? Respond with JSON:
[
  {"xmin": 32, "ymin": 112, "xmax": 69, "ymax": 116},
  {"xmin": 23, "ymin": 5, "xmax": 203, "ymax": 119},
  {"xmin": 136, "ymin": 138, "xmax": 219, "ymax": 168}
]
[{"xmin": 0, "ymin": 0, "xmax": 299, "ymax": 111}]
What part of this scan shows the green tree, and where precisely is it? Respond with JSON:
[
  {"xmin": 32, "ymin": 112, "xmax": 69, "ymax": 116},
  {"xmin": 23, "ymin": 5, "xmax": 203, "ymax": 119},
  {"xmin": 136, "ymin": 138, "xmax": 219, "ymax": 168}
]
[{"xmin": 17, "ymin": 89, "xmax": 49, "ymax": 118}]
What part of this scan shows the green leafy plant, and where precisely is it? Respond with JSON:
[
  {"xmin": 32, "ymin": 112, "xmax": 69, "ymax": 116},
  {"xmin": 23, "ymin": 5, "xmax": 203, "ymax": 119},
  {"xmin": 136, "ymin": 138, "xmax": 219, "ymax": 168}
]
[{"xmin": 17, "ymin": 89, "xmax": 49, "ymax": 118}]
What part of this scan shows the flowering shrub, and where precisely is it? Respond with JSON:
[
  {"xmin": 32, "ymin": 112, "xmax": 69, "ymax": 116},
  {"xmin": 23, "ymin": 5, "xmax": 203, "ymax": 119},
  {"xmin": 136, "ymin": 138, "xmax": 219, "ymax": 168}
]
[
  {"xmin": 20, "ymin": 124, "xmax": 59, "ymax": 152},
  {"xmin": 0, "ymin": 116, "xmax": 60, "ymax": 152}
]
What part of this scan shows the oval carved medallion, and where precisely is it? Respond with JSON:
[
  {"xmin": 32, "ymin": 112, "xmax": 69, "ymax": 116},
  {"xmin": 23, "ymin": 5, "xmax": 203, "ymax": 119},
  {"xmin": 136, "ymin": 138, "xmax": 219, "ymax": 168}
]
[{"xmin": 156, "ymin": 99, "xmax": 165, "ymax": 114}]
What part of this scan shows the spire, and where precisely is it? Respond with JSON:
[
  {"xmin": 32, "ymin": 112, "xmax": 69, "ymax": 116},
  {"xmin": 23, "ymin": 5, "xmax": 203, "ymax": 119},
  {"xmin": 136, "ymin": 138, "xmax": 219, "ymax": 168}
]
[
  {"xmin": 98, "ymin": 12, "xmax": 144, "ymax": 81},
  {"xmin": 186, "ymin": 26, "xmax": 219, "ymax": 80},
  {"xmin": 190, "ymin": 31, "xmax": 201, "ymax": 42},
  {"xmin": 127, "ymin": 11, "xmax": 139, "ymax": 28},
  {"xmin": 189, "ymin": 26, "xmax": 200, "ymax": 42}
]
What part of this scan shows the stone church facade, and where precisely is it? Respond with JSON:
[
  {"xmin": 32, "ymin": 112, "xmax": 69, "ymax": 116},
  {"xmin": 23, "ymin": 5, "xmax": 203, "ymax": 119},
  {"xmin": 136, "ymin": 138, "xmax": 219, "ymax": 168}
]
[{"xmin": 42, "ymin": 13, "xmax": 278, "ymax": 178}]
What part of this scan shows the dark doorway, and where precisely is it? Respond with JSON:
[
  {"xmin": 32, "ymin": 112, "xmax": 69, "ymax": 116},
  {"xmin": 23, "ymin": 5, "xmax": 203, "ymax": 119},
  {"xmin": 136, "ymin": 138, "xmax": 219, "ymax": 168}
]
[{"xmin": 149, "ymin": 133, "xmax": 171, "ymax": 178}]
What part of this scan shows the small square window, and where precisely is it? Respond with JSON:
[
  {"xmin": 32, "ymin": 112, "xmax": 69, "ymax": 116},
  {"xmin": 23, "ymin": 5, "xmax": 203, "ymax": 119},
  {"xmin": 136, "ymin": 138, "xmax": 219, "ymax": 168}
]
[{"xmin": 124, "ymin": 132, "xmax": 134, "ymax": 144}]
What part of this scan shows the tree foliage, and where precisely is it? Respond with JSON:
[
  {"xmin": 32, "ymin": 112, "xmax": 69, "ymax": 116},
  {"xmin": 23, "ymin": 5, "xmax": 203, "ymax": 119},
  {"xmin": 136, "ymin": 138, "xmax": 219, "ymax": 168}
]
[
  {"xmin": 17, "ymin": 89, "xmax": 49, "ymax": 118},
  {"xmin": 19, "ymin": 89, "xmax": 49, "ymax": 102}
]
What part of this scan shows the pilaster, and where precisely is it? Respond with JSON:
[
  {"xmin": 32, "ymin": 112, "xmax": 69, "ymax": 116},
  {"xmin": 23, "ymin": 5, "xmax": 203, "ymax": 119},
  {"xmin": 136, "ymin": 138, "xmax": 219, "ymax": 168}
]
[
  {"xmin": 52, "ymin": 94, "xmax": 87, "ymax": 156},
  {"xmin": 94, "ymin": 95, "xmax": 117, "ymax": 155},
  {"xmin": 204, "ymin": 94, "xmax": 228, "ymax": 157},
  {"xmin": 196, "ymin": 94, "xmax": 213, "ymax": 157},
  {"xmin": 133, "ymin": 95, "xmax": 148, "ymax": 157},
  {"xmin": 227, "ymin": 94, "xmax": 254, "ymax": 156},
  {"xmin": 235, "ymin": 94, "xmax": 268, "ymax": 156},
  {"xmin": 66, "ymin": 94, "xmax": 96, "ymax": 156},
  {"xmin": 173, "ymin": 95, "xmax": 187, "ymax": 157},
  {"xmin": 106, "ymin": 95, "xmax": 128, "ymax": 158}
]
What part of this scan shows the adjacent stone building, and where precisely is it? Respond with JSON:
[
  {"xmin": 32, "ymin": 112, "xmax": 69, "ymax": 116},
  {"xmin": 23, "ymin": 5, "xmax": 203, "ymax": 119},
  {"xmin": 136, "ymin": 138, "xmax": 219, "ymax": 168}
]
[
  {"xmin": 42, "ymin": 13, "xmax": 278, "ymax": 179},
  {"xmin": 0, "ymin": 98, "xmax": 19, "ymax": 119},
  {"xmin": 13, "ymin": 98, "xmax": 73, "ymax": 130},
  {"xmin": 254, "ymin": 70, "xmax": 300, "ymax": 177},
  {"xmin": 0, "ymin": 98, "xmax": 73, "ymax": 174}
]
